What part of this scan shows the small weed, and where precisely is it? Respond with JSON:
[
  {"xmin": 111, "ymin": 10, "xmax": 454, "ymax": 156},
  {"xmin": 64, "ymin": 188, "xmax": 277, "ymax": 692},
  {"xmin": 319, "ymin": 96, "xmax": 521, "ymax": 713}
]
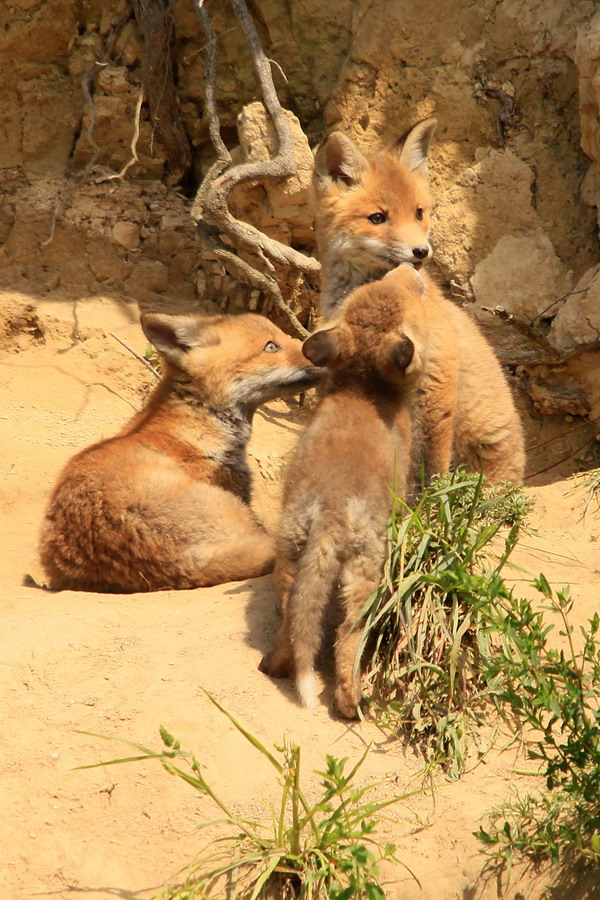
[
  {"xmin": 570, "ymin": 467, "xmax": 600, "ymax": 519},
  {"xmin": 358, "ymin": 469, "xmax": 533, "ymax": 777},
  {"xmin": 475, "ymin": 577, "xmax": 600, "ymax": 874},
  {"xmin": 145, "ymin": 341, "xmax": 162, "ymax": 372},
  {"xmin": 78, "ymin": 692, "xmax": 422, "ymax": 899}
]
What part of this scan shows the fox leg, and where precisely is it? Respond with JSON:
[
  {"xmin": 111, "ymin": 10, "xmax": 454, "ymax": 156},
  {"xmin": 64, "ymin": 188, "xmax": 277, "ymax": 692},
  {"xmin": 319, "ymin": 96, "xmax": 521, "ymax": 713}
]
[
  {"xmin": 423, "ymin": 391, "xmax": 456, "ymax": 478},
  {"xmin": 259, "ymin": 603, "xmax": 294, "ymax": 678},
  {"xmin": 186, "ymin": 529, "xmax": 276, "ymax": 587},
  {"xmin": 334, "ymin": 564, "xmax": 381, "ymax": 719},
  {"xmin": 273, "ymin": 553, "xmax": 294, "ymax": 614},
  {"xmin": 464, "ymin": 433, "xmax": 525, "ymax": 485},
  {"xmin": 259, "ymin": 547, "xmax": 298, "ymax": 678}
]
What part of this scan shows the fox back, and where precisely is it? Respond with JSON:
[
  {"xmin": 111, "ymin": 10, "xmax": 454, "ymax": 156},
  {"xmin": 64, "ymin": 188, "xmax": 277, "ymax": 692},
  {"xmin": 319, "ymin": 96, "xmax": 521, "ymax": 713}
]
[
  {"xmin": 39, "ymin": 311, "xmax": 321, "ymax": 593},
  {"xmin": 313, "ymin": 118, "xmax": 437, "ymax": 317},
  {"xmin": 260, "ymin": 265, "xmax": 428, "ymax": 718}
]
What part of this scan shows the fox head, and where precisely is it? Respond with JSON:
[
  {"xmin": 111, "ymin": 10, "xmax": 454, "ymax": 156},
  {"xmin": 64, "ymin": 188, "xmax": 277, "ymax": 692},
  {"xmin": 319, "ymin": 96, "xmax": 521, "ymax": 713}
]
[
  {"xmin": 141, "ymin": 312, "xmax": 321, "ymax": 412},
  {"xmin": 303, "ymin": 263, "xmax": 428, "ymax": 388},
  {"xmin": 312, "ymin": 118, "xmax": 437, "ymax": 279}
]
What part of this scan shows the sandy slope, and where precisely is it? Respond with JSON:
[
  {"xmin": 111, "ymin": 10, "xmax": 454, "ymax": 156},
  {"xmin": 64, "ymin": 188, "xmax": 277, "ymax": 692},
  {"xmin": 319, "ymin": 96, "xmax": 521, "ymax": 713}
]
[{"xmin": 1, "ymin": 292, "xmax": 599, "ymax": 900}]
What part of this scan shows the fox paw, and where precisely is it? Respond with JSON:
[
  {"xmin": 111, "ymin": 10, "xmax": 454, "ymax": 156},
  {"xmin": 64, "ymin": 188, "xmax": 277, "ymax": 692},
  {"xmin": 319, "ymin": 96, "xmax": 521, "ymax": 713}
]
[
  {"xmin": 334, "ymin": 685, "xmax": 361, "ymax": 720},
  {"xmin": 258, "ymin": 651, "xmax": 292, "ymax": 679}
]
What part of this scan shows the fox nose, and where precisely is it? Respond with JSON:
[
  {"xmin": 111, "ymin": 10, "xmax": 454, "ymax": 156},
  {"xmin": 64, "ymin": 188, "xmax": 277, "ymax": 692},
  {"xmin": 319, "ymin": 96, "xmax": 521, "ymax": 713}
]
[{"xmin": 412, "ymin": 246, "xmax": 429, "ymax": 260}]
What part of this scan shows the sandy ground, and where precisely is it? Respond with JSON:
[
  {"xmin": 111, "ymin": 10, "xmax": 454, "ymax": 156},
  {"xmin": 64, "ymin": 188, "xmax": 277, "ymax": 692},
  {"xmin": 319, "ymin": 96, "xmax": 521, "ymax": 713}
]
[{"xmin": 1, "ymin": 291, "xmax": 600, "ymax": 900}]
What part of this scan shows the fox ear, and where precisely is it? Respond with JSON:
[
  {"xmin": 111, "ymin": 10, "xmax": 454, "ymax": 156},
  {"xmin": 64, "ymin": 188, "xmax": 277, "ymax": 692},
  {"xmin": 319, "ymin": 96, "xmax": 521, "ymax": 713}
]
[
  {"xmin": 141, "ymin": 313, "xmax": 221, "ymax": 359},
  {"xmin": 388, "ymin": 335, "xmax": 415, "ymax": 373},
  {"xmin": 303, "ymin": 328, "xmax": 344, "ymax": 367},
  {"xmin": 397, "ymin": 117, "xmax": 437, "ymax": 177},
  {"xmin": 314, "ymin": 132, "xmax": 369, "ymax": 186}
]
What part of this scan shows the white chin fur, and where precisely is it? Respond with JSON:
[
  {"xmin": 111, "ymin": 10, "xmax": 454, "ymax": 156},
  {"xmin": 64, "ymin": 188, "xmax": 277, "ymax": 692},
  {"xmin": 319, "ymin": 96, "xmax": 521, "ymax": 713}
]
[
  {"xmin": 297, "ymin": 669, "xmax": 318, "ymax": 710},
  {"xmin": 331, "ymin": 233, "xmax": 431, "ymax": 268},
  {"xmin": 230, "ymin": 368, "xmax": 307, "ymax": 405}
]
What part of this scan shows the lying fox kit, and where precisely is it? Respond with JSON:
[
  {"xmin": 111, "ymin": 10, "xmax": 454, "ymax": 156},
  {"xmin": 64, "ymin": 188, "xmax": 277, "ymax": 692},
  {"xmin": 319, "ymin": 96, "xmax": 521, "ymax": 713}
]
[
  {"xmin": 260, "ymin": 264, "xmax": 427, "ymax": 718},
  {"xmin": 313, "ymin": 119, "xmax": 525, "ymax": 483},
  {"xmin": 39, "ymin": 312, "xmax": 321, "ymax": 593},
  {"xmin": 313, "ymin": 117, "xmax": 437, "ymax": 317}
]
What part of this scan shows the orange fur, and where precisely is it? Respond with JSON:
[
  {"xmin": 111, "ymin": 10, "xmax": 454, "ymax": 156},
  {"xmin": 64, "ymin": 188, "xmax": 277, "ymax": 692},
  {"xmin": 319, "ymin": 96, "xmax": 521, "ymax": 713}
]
[
  {"xmin": 39, "ymin": 312, "xmax": 321, "ymax": 593},
  {"xmin": 313, "ymin": 121, "xmax": 525, "ymax": 483},
  {"xmin": 260, "ymin": 265, "xmax": 428, "ymax": 718},
  {"xmin": 313, "ymin": 120, "xmax": 436, "ymax": 317}
]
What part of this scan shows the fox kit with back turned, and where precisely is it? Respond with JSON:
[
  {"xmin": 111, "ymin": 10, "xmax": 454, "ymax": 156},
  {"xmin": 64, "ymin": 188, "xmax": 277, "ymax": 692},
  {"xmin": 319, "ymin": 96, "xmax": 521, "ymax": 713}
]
[
  {"xmin": 40, "ymin": 312, "xmax": 321, "ymax": 593},
  {"xmin": 313, "ymin": 119, "xmax": 525, "ymax": 483},
  {"xmin": 260, "ymin": 265, "xmax": 428, "ymax": 718}
]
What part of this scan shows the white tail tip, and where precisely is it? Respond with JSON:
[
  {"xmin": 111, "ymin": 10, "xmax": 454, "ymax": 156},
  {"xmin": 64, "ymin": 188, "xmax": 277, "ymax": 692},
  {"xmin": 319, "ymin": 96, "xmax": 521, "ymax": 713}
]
[{"xmin": 297, "ymin": 669, "xmax": 318, "ymax": 711}]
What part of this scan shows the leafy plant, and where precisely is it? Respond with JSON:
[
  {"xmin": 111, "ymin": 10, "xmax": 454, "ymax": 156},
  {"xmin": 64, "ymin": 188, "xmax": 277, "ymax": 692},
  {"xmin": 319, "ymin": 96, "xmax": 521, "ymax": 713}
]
[
  {"xmin": 475, "ymin": 576, "xmax": 600, "ymax": 873},
  {"xmin": 78, "ymin": 692, "xmax": 422, "ymax": 899},
  {"xmin": 358, "ymin": 469, "xmax": 533, "ymax": 777}
]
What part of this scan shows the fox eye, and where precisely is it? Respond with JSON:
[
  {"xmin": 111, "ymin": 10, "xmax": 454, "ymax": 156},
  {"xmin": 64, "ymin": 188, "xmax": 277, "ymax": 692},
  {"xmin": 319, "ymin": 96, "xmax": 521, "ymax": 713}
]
[
  {"xmin": 368, "ymin": 212, "xmax": 387, "ymax": 225},
  {"xmin": 263, "ymin": 341, "xmax": 280, "ymax": 353},
  {"xmin": 416, "ymin": 207, "xmax": 424, "ymax": 221}
]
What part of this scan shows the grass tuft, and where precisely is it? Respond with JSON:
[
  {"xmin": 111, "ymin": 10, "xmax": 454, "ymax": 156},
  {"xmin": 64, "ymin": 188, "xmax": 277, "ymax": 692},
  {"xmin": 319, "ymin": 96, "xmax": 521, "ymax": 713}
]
[
  {"xmin": 77, "ymin": 691, "xmax": 424, "ymax": 898},
  {"xmin": 358, "ymin": 468, "xmax": 533, "ymax": 777}
]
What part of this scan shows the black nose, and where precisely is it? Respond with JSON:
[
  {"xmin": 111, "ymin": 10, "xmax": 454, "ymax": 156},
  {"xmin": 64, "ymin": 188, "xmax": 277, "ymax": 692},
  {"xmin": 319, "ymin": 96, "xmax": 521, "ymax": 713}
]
[{"xmin": 413, "ymin": 246, "xmax": 429, "ymax": 260}]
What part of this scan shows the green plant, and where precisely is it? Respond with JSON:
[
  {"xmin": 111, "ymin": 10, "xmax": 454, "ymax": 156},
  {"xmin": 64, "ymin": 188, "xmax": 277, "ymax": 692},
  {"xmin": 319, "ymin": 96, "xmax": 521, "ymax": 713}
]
[
  {"xmin": 145, "ymin": 341, "xmax": 161, "ymax": 371},
  {"xmin": 78, "ymin": 692, "xmax": 422, "ymax": 899},
  {"xmin": 475, "ymin": 576, "xmax": 600, "ymax": 873},
  {"xmin": 570, "ymin": 466, "xmax": 600, "ymax": 519},
  {"xmin": 358, "ymin": 469, "xmax": 533, "ymax": 777}
]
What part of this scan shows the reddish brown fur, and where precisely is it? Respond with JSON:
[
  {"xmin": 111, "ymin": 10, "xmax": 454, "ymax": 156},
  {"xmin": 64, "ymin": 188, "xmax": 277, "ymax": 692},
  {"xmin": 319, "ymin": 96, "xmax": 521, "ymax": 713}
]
[
  {"xmin": 417, "ymin": 271, "xmax": 524, "ymax": 481},
  {"xmin": 316, "ymin": 157, "xmax": 433, "ymax": 283},
  {"xmin": 313, "ymin": 122, "xmax": 436, "ymax": 317},
  {"xmin": 313, "ymin": 122, "xmax": 525, "ymax": 483},
  {"xmin": 39, "ymin": 312, "xmax": 321, "ymax": 593},
  {"xmin": 260, "ymin": 265, "xmax": 428, "ymax": 718}
]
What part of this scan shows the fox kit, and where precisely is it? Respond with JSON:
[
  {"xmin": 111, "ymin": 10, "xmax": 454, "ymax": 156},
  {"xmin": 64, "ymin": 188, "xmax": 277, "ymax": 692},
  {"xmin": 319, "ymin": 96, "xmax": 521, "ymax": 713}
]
[
  {"xmin": 313, "ymin": 119, "xmax": 525, "ymax": 483},
  {"xmin": 39, "ymin": 312, "xmax": 321, "ymax": 593},
  {"xmin": 260, "ymin": 264, "xmax": 428, "ymax": 718}
]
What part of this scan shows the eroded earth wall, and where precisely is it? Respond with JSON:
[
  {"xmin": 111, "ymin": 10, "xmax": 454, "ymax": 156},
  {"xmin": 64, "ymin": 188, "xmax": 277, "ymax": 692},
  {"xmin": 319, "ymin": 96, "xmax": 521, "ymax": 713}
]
[{"xmin": 1, "ymin": 0, "xmax": 599, "ymax": 430}]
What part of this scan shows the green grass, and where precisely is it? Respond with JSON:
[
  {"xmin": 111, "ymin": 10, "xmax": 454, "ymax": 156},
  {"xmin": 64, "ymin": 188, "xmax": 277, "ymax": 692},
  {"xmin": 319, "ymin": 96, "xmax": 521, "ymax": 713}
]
[
  {"xmin": 475, "ymin": 577, "xmax": 600, "ymax": 875},
  {"xmin": 570, "ymin": 466, "xmax": 600, "ymax": 519},
  {"xmin": 357, "ymin": 469, "xmax": 533, "ymax": 777},
  {"xmin": 78, "ymin": 692, "xmax": 424, "ymax": 899}
]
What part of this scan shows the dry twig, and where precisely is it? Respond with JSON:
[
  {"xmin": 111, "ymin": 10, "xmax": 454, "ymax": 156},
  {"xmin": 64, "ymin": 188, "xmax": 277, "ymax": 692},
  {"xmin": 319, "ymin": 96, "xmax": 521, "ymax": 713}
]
[
  {"xmin": 131, "ymin": 0, "xmax": 192, "ymax": 183},
  {"xmin": 97, "ymin": 88, "xmax": 145, "ymax": 183},
  {"xmin": 110, "ymin": 332, "xmax": 160, "ymax": 378}
]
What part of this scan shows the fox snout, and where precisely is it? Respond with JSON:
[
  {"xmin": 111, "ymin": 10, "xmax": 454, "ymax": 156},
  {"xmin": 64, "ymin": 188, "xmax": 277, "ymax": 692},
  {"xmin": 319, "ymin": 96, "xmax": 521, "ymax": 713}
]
[
  {"xmin": 230, "ymin": 356, "xmax": 322, "ymax": 407},
  {"xmin": 388, "ymin": 234, "xmax": 432, "ymax": 266}
]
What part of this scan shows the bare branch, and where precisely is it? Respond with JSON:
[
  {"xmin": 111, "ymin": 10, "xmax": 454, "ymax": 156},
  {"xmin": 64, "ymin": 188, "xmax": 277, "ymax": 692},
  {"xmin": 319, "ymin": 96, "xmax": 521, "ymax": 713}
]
[
  {"xmin": 482, "ymin": 305, "xmax": 600, "ymax": 367},
  {"xmin": 190, "ymin": 0, "xmax": 320, "ymax": 271},
  {"xmin": 110, "ymin": 332, "xmax": 160, "ymax": 378},
  {"xmin": 197, "ymin": 222, "xmax": 309, "ymax": 338},
  {"xmin": 97, "ymin": 88, "xmax": 145, "ymax": 183},
  {"xmin": 192, "ymin": 0, "xmax": 230, "ymax": 166},
  {"xmin": 525, "ymin": 429, "xmax": 599, "ymax": 480},
  {"xmin": 190, "ymin": 0, "xmax": 318, "ymax": 337}
]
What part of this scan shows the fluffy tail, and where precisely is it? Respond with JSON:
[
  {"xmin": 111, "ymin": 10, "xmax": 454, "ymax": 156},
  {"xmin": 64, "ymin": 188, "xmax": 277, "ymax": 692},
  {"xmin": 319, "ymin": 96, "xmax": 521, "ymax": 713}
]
[{"xmin": 289, "ymin": 528, "xmax": 339, "ymax": 710}]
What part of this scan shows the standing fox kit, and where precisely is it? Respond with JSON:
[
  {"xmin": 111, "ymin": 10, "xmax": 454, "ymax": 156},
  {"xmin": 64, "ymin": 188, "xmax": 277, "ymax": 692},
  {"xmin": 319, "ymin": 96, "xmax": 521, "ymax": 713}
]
[
  {"xmin": 260, "ymin": 265, "xmax": 428, "ymax": 718},
  {"xmin": 313, "ymin": 118, "xmax": 525, "ymax": 483},
  {"xmin": 40, "ymin": 312, "xmax": 320, "ymax": 593}
]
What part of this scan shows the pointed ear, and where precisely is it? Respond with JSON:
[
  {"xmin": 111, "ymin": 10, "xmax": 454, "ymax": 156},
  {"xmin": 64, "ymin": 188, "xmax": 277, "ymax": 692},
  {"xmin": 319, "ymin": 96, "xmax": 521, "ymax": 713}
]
[
  {"xmin": 387, "ymin": 335, "xmax": 415, "ymax": 373},
  {"xmin": 314, "ymin": 132, "xmax": 369, "ymax": 186},
  {"xmin": 397, "ymin": 117, "xmax": 437, "ymax": 177},
  {"xmin": 141, "ymin": 313, "xmax": 221, "ymax": 358},
  {"xmin": 302, "ymin": 328, "xmax": 344, "ymax": 367}
]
